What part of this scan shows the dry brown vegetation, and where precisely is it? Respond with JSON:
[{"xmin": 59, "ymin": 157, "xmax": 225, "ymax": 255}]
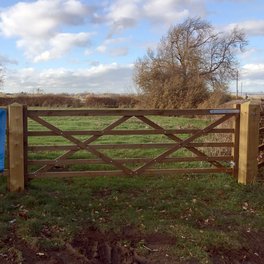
[
  {"xmin": 85, "ymin": 94, "xmax": 140, "ymax": 108},
  {"xmin": 0, "ymin": 91, "xmax": 237, "ymax": 109},
  {"xmin": 134, "ymin": 17, "xmax": 247, "ymax": 109},
  {"xmin": 0, "ymin": 94, "xmax": 141, "ymax": 108},
  {"xmin": 0, "ymin": 94, "xmax": 82, "ymax": 107}
]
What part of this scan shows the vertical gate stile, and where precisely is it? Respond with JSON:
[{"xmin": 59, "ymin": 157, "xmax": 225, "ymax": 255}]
[
  {"xmin": 23, "ymin": 105, "xmax": 28, "ymax": 184},
  {"xmin": 232, "ymin": 104, "xmax": 240, "ymax": 179}
]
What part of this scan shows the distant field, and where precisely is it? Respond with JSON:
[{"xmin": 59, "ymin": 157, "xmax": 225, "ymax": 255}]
[{"xmin": 231, "ymin": 92, "xmax": 264, "ymax": 99}]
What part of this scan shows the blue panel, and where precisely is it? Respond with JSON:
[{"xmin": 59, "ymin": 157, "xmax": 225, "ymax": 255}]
[{"xmin": 0, "ymin": 109, "xmax": 7, "ymax": 172}]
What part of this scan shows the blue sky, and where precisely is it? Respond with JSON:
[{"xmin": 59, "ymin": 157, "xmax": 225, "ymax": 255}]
[{"xmin": 0, "ymin": 0, "xmax": 264, "ymax": 94}]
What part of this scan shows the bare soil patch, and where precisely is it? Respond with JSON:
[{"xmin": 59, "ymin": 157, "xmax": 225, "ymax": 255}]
[
  {"xmin": 208, "ymin": 231, "xmax": 264, "ymax": 264},
  {"xmin": 0, "ymin": 225, "xmax": 177, "ymax": 264}
]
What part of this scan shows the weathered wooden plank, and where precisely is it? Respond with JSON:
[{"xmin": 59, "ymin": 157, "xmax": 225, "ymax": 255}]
[
  {"xmin": 27, "ymin": 108, "xmax": 239, "ymax": 117},
  {"xmin": 28, "ymin": 156, "xmax": 233, "ymax": 165},
  {"xmin": 27, "ymin": 128, "xmax": 235, "ymax": 136},
  {"xmin": 28, "ymin": 167, "xmax": 233, "ymax": 179},
  {"xmin": 27, "ymin": 142, "xmax": 234, "ymax": 151}
]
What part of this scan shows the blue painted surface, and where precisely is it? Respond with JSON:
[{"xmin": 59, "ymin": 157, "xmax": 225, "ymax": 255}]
[{"xmin": 0, "ymin": 109, "xmax": 7, "ymax": 172}]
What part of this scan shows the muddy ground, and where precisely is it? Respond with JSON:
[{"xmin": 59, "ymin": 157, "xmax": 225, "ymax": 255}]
[{"xmin": 1, "ymin": 226, "xmax": 264, "ymax": 264}]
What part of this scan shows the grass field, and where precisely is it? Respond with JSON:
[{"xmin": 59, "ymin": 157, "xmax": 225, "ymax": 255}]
[
  {"xmin": 27, "ymin": 114, "xmax": 230, "ymax": 173},
  {"xmin": 1, "ymin": 113, "xmax": 264, "ymax": 263}
]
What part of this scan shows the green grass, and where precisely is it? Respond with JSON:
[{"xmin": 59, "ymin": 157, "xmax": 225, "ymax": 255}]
[
  {"xmin": 1, "ymin": 113, "xmax": 263, "ymax": 263},
  {"xmin": 1, "ymin": 174, "xmax": 264, "ymax": 263},
  {"xmin": 27, "ymin": 115, "xmax": 230, "ymax": 172}
]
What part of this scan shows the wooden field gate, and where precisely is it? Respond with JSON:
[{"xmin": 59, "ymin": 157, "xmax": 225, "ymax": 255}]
[{"xmin": 6, "ymin": 101, "xmax": 261, "ymax": 192}]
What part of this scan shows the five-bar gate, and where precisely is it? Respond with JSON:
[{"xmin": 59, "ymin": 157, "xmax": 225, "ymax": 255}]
[{"xmin": 6, "ymin": 101, "xmax": 261, "ymax": 192}]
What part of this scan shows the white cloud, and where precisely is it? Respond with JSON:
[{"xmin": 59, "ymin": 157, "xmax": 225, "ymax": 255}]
[
  {"xmin": 84, "ymin": 49, "xmax": 93, "ymax": 56},
  {"xmin": 0, "ymin": 0, "xmax": 208, "ymax": 62},
  {"xmin": 106, "ymin": 0, "xmax": 140, "ymax": 22},
  {"xmin": 143, "ymin": 0, "xmax": 189, "ymax": 25},
  {"xmin": 96, "ymin": 45, "xmax": 107, "ymax": 53},
  {"xmin": 239, "ymin": 64, "xmax": 264, "ymax": 92},
  {"xmin": 242, "ymin": 64, "xmax": 264, "ymax": 80},
  {"xmin": 0, "ymin": 54, "xmax": 18, "ymax": 65},
  {"xmin": 109, "ymin": 47, "xmax": 128, "ymax": 57},
  {"xmin": 239, "ymin": 48, "xmax": 257, "ymax": 60},
  {"xmin": 105, "ymin": 0, "xmax": 140, "ymax": 36},
  {"xmin": 4, "ymin": 64, "xmax": 135, "ymax": 93},
  {"xmin": 227, "ymin": 20, "xmax": 264, "ymax": 36},
  {"xmin": 33, "ymin": 32, "xmax": 92, "ymax": 62},
  {"xmin": 0, "ymin": 0, "xmax": 94, "ymax": 61},
  {"xmin": 0, "ymin": 0, "xmax": 91, "ymax": 37},
  {"xmin": 95, "ymin": 37, "xmax": 129, "ymax": 56},
  {"xmin": 102, "ymin": 0, "xmax": 206, "ymax": 36}
]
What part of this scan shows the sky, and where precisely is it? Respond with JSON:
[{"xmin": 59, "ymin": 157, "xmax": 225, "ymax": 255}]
[{"xmin": 0, "ymin": 0, "xmax": 264, "ymax": 94}]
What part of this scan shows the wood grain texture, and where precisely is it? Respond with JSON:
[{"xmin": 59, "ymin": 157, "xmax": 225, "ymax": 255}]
[
  {"xmin": 8, "ymin": 104, "xmax": 25, "ymax": 192},
  {"xmin": 238, "ymin": 102, "xmax": 260, "ymax": 184}
]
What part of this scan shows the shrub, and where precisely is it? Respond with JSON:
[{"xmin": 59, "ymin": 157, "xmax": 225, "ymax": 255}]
[
  {"xmin": 0, "ymin": 94, "xmax": 82, "ymax": 107},
  {"xmin": 85, "ymin": 95, "xmax": 140, "ymax": 108}
]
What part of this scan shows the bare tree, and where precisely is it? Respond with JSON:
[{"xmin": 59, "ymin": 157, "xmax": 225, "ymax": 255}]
[{"xmin": 134, "ymin": 17, "xmax": 247, "ymax": 108}]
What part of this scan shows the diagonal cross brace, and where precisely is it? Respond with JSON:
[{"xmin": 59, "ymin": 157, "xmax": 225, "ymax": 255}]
[
  {"xmin": 134, "ymin": 114, "xmax": 234, "ymax": 175},
  {"xmin": 29, "ymin": 115, "xmax": 133, "ymax": 176},
  {"xmin": 136, "ymin": 115, "xmax": 224, "ymax": 168}
]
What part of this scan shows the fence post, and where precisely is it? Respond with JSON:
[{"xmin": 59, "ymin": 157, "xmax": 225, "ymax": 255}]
[
  {"xmin": 238, "ymin": 101, "xmax": 260, "ymax": 184},
  {"xmin": 8, "ymin": 103, "xmax": 25, "ymax": 192}
]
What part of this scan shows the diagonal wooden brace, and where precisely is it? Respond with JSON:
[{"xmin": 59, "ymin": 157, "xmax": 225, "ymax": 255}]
[
  {"xmin": 136, "ymin": 115, "xmax": 224, "ymax": 168},
  {"xmin": 134, "ymin": 114, "xmax": 234, "ymax": 175},
  {"xmin": 29, "ymin": 115, "xmax": 133, "ymax": 176}
]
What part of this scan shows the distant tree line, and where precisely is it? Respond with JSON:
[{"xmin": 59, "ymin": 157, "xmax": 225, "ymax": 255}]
[{"xmin": 0, "ymin": 94, "xmax": 140, "ymax": 108}]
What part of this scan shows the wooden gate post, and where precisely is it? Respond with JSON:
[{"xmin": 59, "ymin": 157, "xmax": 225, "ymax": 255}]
[
  {"xmin": 238, "ymin": 101, "xmax": 260, "ymax": 184},
  {"xmin": 8, "ymin": 103, "xmax": 25, "ymax": 192}
]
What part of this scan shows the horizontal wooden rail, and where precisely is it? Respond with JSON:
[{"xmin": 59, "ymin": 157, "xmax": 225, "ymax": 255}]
[
  {"xmin": 259, "ymin": 127, "xmax": 264, "ymax": 133},
  {"xmin": 28, "ymin": 142, "xmax": 234, "ymax": 151},
  {"xmin": 27, "ymin": 108, "xmax": 239, "ymax": 117},
  {"xmin": 23, "ymin": 107, "xmax": 239, "ymax": 180},
  {"xmin": 28, "ymin": 156, "xmax": 233, "ymax": 165},
  {"xmin": 28, "ymin": 167, "xmax": 234, "ymax": 178},
  {"xmin": 27, "ymin": 128, "xmax": 235, "ymax": 136}
]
